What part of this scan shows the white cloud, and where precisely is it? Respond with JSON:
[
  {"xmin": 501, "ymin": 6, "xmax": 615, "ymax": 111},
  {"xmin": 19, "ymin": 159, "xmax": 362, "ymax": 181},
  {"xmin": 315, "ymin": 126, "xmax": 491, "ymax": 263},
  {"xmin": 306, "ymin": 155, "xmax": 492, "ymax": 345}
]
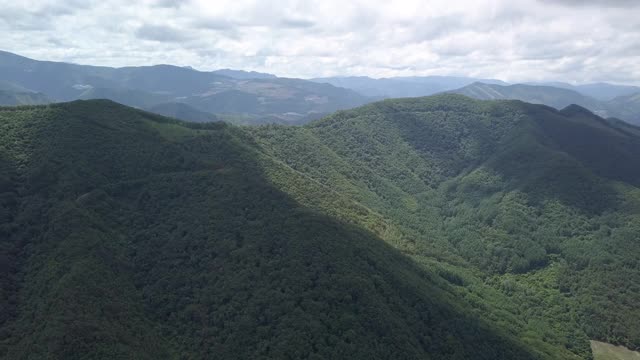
[{"xmin": 1, "ymin": 0, "xmax": 639, "ymax": 84}]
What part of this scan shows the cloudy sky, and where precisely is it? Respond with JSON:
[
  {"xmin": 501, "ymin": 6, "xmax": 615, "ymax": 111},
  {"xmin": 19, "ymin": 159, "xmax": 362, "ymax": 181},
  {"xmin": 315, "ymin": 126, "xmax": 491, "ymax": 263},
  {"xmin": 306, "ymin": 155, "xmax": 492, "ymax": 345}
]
[{"xmin": 2, "ymin": 0, "xmax": 639, "ymax": 84}]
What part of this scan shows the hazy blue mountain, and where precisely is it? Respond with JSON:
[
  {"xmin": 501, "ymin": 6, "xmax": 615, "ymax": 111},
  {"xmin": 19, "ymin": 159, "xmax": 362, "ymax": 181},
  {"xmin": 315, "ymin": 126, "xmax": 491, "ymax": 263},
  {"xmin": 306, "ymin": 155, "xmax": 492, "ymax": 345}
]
[
  {"xmin": 605, "ymin": 92, "xmax": 640, "ymax": 125},
  {"xmin": 310, "ymin": 75, "xmax": 507, "ymax": 98},
  {"xmin": 0, "ymin": 50, "xmax": 121, "ymax": 100},
  {"xmin": 0, "ymin": 80, "xmax": 34, "ymax": 93},
  {"xmin": 0, "ymin": 90, "xmax": 51, "ymax": 105},
  {"xmin": 451, "ymin": 82, "xmax": 607, "ymax": 113},
  {"xmin": 0, "ymin": 50, "xmax": 228, "ymax": 101},
  {"xmin": 450, "ymin": 82, "xmax": 640, "ymax": 125},
  {"xmin": 212, "ymin": 69, "xmax": 277, "ymax": 79},
  {"xmin": 0, "ymin": 50, "xmax": 371, "ymax": 124},
  {"xmin": 393, "ymin": 75, "xmax": 508, "ymax": 86},
  {"xmin": 526, "ymin": 81, "xmax": 640, "ymax": 101}
]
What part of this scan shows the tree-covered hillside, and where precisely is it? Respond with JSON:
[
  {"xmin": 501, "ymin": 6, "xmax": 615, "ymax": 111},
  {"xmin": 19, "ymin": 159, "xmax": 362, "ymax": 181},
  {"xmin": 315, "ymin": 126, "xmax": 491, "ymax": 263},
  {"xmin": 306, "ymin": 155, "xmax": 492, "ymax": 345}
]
[
  {"xmin": 0, "ymin": 99, "xmax": 582, "ymax": 359},
  {"xmin": 249, "ymin": 95, "xmax": 640, "ymax": 357},
  {"xmin": 0, "ymin": 95, "xmax": 638, "ymax": 359}
]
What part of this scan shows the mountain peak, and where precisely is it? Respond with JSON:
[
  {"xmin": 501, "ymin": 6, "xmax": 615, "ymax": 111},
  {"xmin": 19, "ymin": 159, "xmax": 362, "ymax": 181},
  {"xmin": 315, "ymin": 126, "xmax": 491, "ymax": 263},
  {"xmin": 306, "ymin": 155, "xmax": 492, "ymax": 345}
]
[{"xmin": 560, "ymin": 103, "xmax": 596, "ymax": 116}]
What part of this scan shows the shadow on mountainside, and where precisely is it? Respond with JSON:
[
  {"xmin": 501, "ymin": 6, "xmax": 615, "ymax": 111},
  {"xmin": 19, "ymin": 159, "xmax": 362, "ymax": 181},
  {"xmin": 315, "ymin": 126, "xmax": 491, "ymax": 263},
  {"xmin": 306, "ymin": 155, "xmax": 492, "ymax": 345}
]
[{"xmin": 0, "ymin": 100, "xmax": 554, "ymax": 359}]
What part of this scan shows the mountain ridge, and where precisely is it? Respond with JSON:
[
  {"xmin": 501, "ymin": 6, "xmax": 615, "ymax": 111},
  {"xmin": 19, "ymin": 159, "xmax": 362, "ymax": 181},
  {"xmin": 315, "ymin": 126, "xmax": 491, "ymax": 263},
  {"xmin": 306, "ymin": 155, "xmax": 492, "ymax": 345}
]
[
  {"xmin": 0, "ymin": 97, "xmax": 593, "ymax": 359},
  {"xmin": 449, "ymin": 82, "xmax": 640, "ymax": 125},
  {"xmin": 0, "ymin": 50, "xmax": 371, "ymax": 125}
]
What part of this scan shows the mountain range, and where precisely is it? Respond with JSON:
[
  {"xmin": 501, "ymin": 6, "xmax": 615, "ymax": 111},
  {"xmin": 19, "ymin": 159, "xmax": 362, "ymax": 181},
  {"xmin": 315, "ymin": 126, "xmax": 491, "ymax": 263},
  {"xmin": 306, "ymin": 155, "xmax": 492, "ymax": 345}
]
[
  {"xmin": 526, "ymin": 81, "xmax": 640, "ymax": 101},
  {"xmin": 1, "ymin": 94, "xmax": 639, "ymax": 359},
  {"xmin": 0, "ymin": 50, "xmax": 371, "ymax": 124},
  {"xmin": 309, "ymin": 75, "xmax": 508, "ymax": 97},
  {"xmin": 2, "ymin": 50, "xmax": 640, "ymax": 126},
  {"xmin": 449, "ymin": 82, "xmax": 640, "ymax": 125}
]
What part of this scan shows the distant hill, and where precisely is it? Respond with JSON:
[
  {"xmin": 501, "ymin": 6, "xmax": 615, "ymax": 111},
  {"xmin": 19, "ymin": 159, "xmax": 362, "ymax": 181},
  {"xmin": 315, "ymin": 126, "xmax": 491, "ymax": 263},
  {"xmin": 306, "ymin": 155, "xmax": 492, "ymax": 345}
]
[
  {"xmin": 605, "ymin": 92, "xmax": 640, "ymax": 124},
  {"xmin": 450, "ymin": 82, "xmax": 605, "ymax": 111},
  {"xmin": 0, "ymin": 50, "xmax": 371, "ymax": 124},
  {"xmin": 310, "ymin": 75, "xmax": 507, "ymax": 98},
  {"xmin": 527, "ymin": 81, "xmax": 640, "ymax": 101},
  {"xmin": 449, "ymin": 82, "xmax": 640, "ymax": 125},
  {"xmin": 0, "ymin": 90, "xmax": 51, "ymax": 106},
  {"xmin": 212, "ymin": 69, "xmax": 277, "ymax": 79},
  {"xmin": 0, "ymin": 80, "xmax": 34, "ymax": 93}
]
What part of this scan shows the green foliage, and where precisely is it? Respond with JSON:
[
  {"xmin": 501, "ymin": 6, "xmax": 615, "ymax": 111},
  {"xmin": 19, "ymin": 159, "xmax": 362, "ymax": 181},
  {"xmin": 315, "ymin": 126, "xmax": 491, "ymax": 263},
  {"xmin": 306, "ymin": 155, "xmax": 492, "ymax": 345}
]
[
  {"xmin": 249, "ymin": 94, "xmax": 640, "ymax": 357},
  {"xmin": 0, "ymin": 99, "xmax": 567, "ymax": 359},
  {"xmin": 1, "ymin": 94, "xmax": 639, "ymax": 359}
]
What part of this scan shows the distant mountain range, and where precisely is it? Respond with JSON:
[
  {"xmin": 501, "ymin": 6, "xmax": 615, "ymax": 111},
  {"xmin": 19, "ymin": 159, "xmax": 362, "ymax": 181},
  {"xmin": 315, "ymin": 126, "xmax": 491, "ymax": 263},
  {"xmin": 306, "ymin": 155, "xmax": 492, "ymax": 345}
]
[
  {"xmin": 0, "ymin": 50, "xmax": 370, "ymax": 124},
  {"xmin": 311, "ymin": 76, "xmax": 640, "ymax": 103},
  {"xmin": 310, "ymin": 75, "xmax": 508, "ymax": 97},
  {"xmin": 0, "ymin": 90, "xmax": 50, "ymax": 106},
  {"xmin": 310, "ymin": 76, "xmax": 640, "ymax": 125},
  {"xmin": 449, "ymin": 82, "xmax": 640, "ymax": 125},
  {"xmin": 211, "ymin": 69, "xmax": 278, "ymax": 80},
  {"xmin": 1, "ymin": 50, "xmax": 639, "ymax": 125},
  {"xmin": 525, "ymin": 81, "xmax": 640, "ymax": 100}
]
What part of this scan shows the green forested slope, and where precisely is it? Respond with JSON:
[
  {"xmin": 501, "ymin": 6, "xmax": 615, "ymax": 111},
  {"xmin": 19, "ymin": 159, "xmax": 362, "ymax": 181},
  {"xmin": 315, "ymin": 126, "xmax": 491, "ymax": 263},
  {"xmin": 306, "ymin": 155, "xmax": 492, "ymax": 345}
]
[
  {"xmin": 1, "ymin": 95, "xmax": 638, "ymax": 359},
  {"xmin": 249, "ymin": 95, "xmax": 640, "ymax": 356},
  {"xmin": 0, "ymin": 100, "xmax": 577, "ymax": 359}
]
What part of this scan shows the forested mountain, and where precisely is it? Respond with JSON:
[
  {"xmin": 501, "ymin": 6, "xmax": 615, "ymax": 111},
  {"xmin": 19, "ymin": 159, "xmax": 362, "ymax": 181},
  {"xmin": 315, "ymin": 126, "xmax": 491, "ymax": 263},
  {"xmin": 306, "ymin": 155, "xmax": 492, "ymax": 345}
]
[
  {"xmin": 147, "ymin": 102, "xmax": 219, "ymax": 123},
  {"xmin": 1, "ymin": 95, "xmax": 639, "ymax": 359},
  {"xmin": 450, "ymin": 82, "xmax": 640, "ymax": 125},
  {"xmin": 0, "ymin": 51, "xmax": 370, "ymax": 124}
]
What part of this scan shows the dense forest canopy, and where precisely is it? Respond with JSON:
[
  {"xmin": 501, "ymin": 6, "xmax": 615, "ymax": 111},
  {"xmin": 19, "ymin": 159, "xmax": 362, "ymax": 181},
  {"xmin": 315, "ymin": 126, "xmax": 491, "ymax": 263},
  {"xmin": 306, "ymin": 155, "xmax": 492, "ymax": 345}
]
[{"xmin": 0, "ymin": 95, "xmax": 639, "ymax": 359}]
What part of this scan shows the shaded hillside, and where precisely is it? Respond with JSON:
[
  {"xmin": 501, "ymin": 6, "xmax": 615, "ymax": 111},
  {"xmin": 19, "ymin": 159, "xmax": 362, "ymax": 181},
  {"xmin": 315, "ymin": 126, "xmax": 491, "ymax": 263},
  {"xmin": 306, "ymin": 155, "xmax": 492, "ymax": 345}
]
[
  {"xmin": 249, "ymin": 94, "xmax": 640, "ymax": 355},
  {"xmin": 2, "ymin": 95, "xmax": 639, "ymax": 359},
  {"xmin": 78, "ymin": 87, "xmax": 170, "ymax": 109},
  {"xmin": 147, "ymin": 102, "xmax": 218, "ymax": 123},
  {"xmin": 0, "ymin": 100, "xmax": 575, "ymax": 359}
]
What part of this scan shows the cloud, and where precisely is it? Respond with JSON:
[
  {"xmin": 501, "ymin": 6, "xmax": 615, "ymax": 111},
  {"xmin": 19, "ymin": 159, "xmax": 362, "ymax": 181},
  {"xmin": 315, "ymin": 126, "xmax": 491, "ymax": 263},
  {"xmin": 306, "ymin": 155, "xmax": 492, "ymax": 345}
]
[
  {"xmin": 280, "ymin": 17, "xmax": 315, "ymax": 29},
  {"xmin": 1, "ymin": 0, "xmax": 639, "ymax": 85},
  {"xmin": 135, "ymin": 24, "xmax": 192, "ymax": 42},
  {"xmin": 539, "ymin": 0, "xmax": 640, "ymax": 7},
  {"xmin": 153, "ymin": 0, "xmax": 184, "ymax": 8}
]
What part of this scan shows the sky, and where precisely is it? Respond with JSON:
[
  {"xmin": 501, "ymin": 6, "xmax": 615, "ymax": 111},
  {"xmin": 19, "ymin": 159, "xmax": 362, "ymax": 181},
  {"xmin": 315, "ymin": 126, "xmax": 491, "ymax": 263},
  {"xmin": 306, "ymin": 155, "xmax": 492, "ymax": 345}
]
[{"xmin": 2, "ymin": 0, "xmax": 639, "ymax": 84}]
